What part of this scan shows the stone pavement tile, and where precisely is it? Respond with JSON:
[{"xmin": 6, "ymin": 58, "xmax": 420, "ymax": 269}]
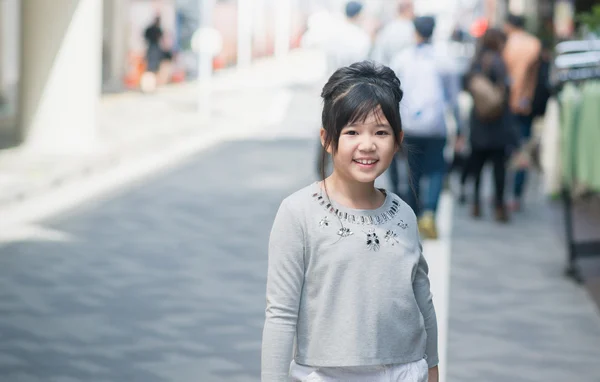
[
  {"xmin": 0, "ymin": 374, "xmax": 40, "ymax": 382},
  {"xmin": 447, "ymin": 178, "xmax": 600, "ymax": 382},
  {"xmin": 0, "ymin": 353, "xmax": 27, "ymax": 367},
  {"xmin": 0, "ymin": 138, "xmax": 318, "ymax": 381}
]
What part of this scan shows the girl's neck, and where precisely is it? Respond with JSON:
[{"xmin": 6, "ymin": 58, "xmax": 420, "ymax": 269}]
[{"xmin": 321, "ymin": 174, "xmax": 385, "ymax": 210}]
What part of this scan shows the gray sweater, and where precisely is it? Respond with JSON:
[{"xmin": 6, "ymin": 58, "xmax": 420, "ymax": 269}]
[{"xmin": 261, "ymin": 183, "xmax": 438, "ymax": 381}]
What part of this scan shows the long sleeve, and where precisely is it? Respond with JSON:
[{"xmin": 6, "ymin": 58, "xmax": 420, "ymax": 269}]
[
  {"xmin": 261, "ymin": 200, "xmax": 306, "ymax": 382},
  {"xmin": 412, "ymin": 243, "xmax": 439, "ymax": 368}
]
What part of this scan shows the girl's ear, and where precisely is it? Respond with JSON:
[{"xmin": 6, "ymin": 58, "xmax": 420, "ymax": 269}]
[
  {"xmin": 320, "ymin": 128, "xmax": 333, "ymax": 154},
  {"xmin": 395, "ymin": 131, "xmax": 404, "ymax": 153}
]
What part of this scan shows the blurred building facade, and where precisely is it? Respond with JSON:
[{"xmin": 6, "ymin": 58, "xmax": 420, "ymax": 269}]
[
  {"xmin": 0, "ymin": 0, "xmax": 308, "ymax": 151},
  {"xmin": 1, "ymin": 0, "xmax": 590, "ymax": 151}
]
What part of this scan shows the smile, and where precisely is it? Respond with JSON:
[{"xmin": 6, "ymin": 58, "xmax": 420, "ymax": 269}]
[{"xmin": 353, "ymin": 159, "xmax": 378, "ymax": 166}]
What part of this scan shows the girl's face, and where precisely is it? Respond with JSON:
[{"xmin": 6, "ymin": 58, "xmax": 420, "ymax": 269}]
[{"xmin": 322, "ymin": 107, "xmax": 401, "ymax": 185}]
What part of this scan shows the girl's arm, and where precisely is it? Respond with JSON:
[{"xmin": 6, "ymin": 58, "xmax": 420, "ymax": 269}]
[
  {"xmin": 413, "ymin": 240, "xmax": 440, "ymax": 370},
  {"xmin": 261, "ymin": 200, "xmax": 306, "ymax": 382}
]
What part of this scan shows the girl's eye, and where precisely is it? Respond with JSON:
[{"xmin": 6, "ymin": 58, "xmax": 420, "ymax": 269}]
[
  {"xmin": 376, "ymin": 130, "xmax": 390, "ymax": 135},
  {"xmin": 345, "ymin": 131, "xmax": 358, "ymax": 136}
]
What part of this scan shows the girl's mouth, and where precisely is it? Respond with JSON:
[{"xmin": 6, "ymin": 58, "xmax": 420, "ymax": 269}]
[{"xmin": 353, "ymin": 159, "xmax": 379, "ymax": 168}]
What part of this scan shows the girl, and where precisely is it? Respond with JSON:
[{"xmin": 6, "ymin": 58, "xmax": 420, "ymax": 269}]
[
  {"xmin": 261, "ymin": 61, "xmax": 439, "ymax": 382},
  {"xmin": 464, "ymin": 28, "xmax": 518, "ymax": 222}
]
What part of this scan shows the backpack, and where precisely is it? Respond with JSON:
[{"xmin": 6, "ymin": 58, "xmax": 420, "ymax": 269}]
[
  {"xmin": 468, "ymin": 73, "xmax": 504, "ymax": 121},
  {"xmin": 395, "ymin": 46, "xmax": 447, "ymax": 136},
  {"xmin": 467, "ymin": 53, "xmax": 504, "ymax": 122}
]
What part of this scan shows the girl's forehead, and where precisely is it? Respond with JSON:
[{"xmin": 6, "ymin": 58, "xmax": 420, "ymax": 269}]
[{"xmin": 350, "ymin": 107, "xmax": 389, "ymax": 126}]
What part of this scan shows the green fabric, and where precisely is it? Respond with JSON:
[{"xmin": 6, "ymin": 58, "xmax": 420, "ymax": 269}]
[
  {"xmin": 558, "ymin": 83, "xmax": 581, "ymax": 187},
  {"xmin": 575, "ymin": 81, "xmax": 600, "ymax": 192}
]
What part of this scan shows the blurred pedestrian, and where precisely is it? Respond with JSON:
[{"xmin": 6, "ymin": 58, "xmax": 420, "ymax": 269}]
[
  {"xmin": 157, "ymin": 31, "xmax": 175, "ymax": 86},
  {"xmin": 141, "ymin": 16, "xmax": 164, "ymax": 93},
  {"xmin": 262, "ymin": 61, "xmax": 439, "ymax": 382},
  {"xmin": 390, "ymin": 16, "xmax": 450, "ymax": 239},
  {"xmin": 502, "ymin": 13, "xmax": 541, "ymax": 211},
  {"xmin": 463, "ymin": 28, "xmax": 517, "ymax": 222},
  {"xmin": 324, "ymin": 1, "xmax": 371, "ymax": 76},
  {"xmin": 370, "ymin": 0, "xmax": 415, "ymax": 195},
  {"xmin": 316, "ymin": 1, "xmax": 372, "ymax": 177},
  {"xmin": 371, "ymin": 0, "xmax": 415, "ymax": 66}
]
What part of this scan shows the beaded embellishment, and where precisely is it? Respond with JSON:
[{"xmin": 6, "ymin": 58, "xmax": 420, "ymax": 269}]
[
  {"xmin": 311, "ymin": 191, "xmax": 401, "ymax": 226},
  {"xmin": 337, "ymin": 227, "xmax": 353, "ymax": 237},
  {"xmin": 319, "ymin": 216, "xmax": 330, "ymax": 228},
  {"xmin": 365, "ymin": 229, "xmax": 380, "ymax": 251},
  {"xmin": 397, "ymin": 220, "xmax": 409, "ymax": 229},
  {"xmin": 384, "ymin": 230, "xmax": 400, "ymax": 246}
]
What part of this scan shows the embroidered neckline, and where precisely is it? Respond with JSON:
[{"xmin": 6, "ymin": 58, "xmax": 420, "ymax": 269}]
[{"xmin": 311, "ymin": 184, "xmax": 401, "ymax": 226}]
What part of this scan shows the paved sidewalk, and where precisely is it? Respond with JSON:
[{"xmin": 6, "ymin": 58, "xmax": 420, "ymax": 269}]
[
  {"xmin": 0, "ymin": 49, "xmax": 326, "ymax": 210},
  {"xmin": 446, "ymin": 172, "xmax": 600, "ymax": 381}
]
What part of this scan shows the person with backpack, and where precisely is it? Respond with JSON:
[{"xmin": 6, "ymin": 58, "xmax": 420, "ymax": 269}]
[
  {"xmin": 390, "ymin": 16, "xmax": 451, "ymax": 239},
  {"xmin": 462, "ymin": 28, "xmax": 518, "ymax": 222}
]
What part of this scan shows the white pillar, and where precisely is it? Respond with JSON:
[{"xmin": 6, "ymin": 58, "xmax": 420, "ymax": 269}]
[
  {"xmin": 19, "ymin": 0, "xmax": 102, "ymax": 154},
  {"xmin": 197, "ymin": 0, "xmax": 215, "ymax": 119},
  {"xmin": 253, "ymin": 0, "xmax": 267, "ymax": 55},
  {"xmin": 237, "ymin": 0, "xmax": 253, "ymax": 67},
  {"xmin": 0, "ymin": 3, "xmax": 4, "ymax": 92},
  {"xmin": 274, "ymin": 0, "xmax": 291, "ymax": 58},
  {"xmin": 1, "ymin": 0, "xmax": 20, "ymax": 96},
  {"xmin": 102, "ymin": 0, "xmax": 129, "ymax": 91}
]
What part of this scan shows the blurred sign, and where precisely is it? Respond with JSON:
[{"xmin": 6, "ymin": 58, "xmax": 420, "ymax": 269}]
[{"xmin": 192, "ymin": 27, "xmax": 223, "ymax": 56}]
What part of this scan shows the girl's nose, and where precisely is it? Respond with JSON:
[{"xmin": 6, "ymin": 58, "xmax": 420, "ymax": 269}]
[{"xmin": 358, "ymin": 137, "xmax": 376, "ymax": 151}]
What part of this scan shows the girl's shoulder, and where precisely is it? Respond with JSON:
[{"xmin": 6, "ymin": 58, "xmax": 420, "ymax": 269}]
[
  {"xmin": 385, "ymin": 190, "xmax": 418, "ymax": 224},
  {"xmin": 276, "ymin": 183, "xmax": 319, "ymax": 220}
]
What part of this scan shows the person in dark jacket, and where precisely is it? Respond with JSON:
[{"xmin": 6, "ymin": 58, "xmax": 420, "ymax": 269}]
[
  {"xmin": 144, "ymin": 16, "xmax": 164, "ymax": 73},
  {"xmin": 463, "ymin": 28, "xmax": 518, "ymax": 222},
  {"xmin": 140, "ymin": 16, "xmax": 164, "ymax": 93}
]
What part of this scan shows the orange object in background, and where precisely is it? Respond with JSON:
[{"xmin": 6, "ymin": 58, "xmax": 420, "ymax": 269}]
[
  {"xmin": 124, "ymin": 53, "xmax": 146, "ymax": 89},
  {"xmin": 124, "ymin": 51, "xmax": 188, "ymax": 88},
  {"xmin": 470, "ymin": 18, "xmax": 489, "ymax": 38},
  {"xmin": 170, "ymin": 69, "xmax": 185, "ymax": 83}
]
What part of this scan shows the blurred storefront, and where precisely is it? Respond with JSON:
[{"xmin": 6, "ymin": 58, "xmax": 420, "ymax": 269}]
[
  {"xmin": 0, "ymin": 0, "xmax": 306, "ymax": 151},
  {"xmin": 104, "ymin": 0, "xmax": 308, "ymax": 89}
]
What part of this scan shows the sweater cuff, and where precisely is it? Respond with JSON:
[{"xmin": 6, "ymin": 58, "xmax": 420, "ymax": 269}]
[{"xmin": 425, "ymin": 353, "xmax": 439, "ymax": 368}]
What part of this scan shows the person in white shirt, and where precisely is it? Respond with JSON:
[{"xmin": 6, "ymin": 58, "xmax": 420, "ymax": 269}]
[
  {"xmin": 371, "ymin": 0, "xmax": 415, "ymax": 67},
  {"xmin": 370, "ymin": 0, "xmax": 415, "ymax": 195},
  {"xmin": 390, "ymin": 16, "xmax": 456, "ymax": 239},
  {"xmin": 317, "ymin": 1, "xmax": 372, "ymax": 177},
  {"xmin": 324, "ymin": 1, "xmax": 372, "ymax": 76}
]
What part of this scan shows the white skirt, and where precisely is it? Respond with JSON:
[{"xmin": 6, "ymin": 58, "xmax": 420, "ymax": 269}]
[{"xmin": 289, "ymin": 358, "xmax": 428, "ymax": 382}]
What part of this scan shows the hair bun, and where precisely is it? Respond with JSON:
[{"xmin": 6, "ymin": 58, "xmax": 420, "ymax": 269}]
[{"xmin": 322, "ymin": 61, "xmax": 403, "ymax": 103}]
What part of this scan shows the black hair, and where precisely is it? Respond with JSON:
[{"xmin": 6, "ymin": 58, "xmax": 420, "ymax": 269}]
[
  {"xmin": 345, "ymin": 1, "xmax": 363, "ymax": 19},
  {"xmin": 505, "ymin": 13, "xmax": 525, "ymax": 29},
  {"xmin": 474, "ymin": 27, "xmax": 507, "ymax": 62},
  {"xmin": 319, "ymin": 61, "xmax": 404, "ymax": 183}
]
